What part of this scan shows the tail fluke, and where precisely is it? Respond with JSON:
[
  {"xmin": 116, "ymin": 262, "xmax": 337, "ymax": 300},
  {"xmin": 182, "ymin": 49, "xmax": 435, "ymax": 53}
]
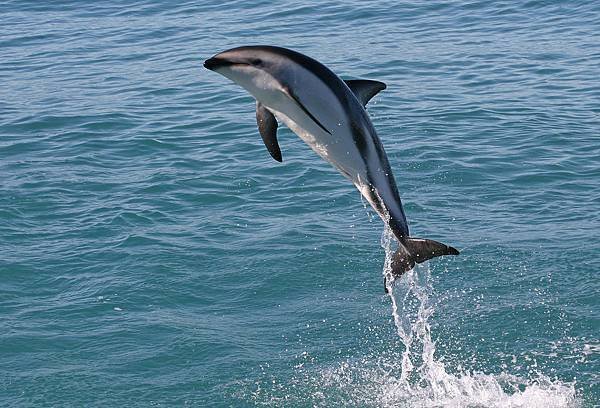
[{"xmin": 390, "ymin": 237, "xmax": 459, "ymax": 277}]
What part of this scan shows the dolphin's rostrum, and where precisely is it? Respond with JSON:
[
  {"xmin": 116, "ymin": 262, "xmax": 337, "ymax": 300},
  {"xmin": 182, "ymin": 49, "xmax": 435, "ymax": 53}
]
[{"xmin": 205, "ymin": 46, "xmax": 459, "ymax": 287}]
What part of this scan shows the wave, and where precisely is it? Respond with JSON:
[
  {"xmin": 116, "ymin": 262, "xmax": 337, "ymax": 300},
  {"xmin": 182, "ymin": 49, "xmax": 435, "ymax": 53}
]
[{"xmin": 240, "ymin": 228, "xmax": 580, "ymax": 407}]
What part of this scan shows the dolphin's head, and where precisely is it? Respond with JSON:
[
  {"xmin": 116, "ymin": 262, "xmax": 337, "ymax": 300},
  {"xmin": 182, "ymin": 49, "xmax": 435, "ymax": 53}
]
[
  {"xmin": 204, "ymin": 46, "xmax": 295, "ymax": 103},
  {"xmin": 204, "ymin": 46, "xmax": 279, "ymax": 73},
  {"xmin": 205, "ymin": 46, "xmax": 340, "ymax": 135}
]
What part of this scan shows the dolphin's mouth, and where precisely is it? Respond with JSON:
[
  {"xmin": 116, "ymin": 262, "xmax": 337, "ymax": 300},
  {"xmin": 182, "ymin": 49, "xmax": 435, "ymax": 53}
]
[
  {"xmin": 204, "ymin": 57, "xmax": 249, "ymax": 71},
  {"xmin": 204, "ymin": 57, "xmax": 232, "ymax": 70}
]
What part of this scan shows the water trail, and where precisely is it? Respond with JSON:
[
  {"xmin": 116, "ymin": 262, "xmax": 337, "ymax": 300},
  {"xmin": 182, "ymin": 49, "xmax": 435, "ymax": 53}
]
[
  {"xmin": 244, "ymin": 228, "xmax": 580, "ymax": 406},
  {"xmin": 378, "ymin": 227, "xmax": 579, "ymax": 407},
  {"xmin": 381, "ymin": 226, "xmax": 439, "ymax": 389}
]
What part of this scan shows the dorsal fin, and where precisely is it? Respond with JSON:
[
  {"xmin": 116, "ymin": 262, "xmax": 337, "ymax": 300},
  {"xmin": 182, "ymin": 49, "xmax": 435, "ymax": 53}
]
[
  {"xmin": 344, "ymin": 79, "xmax": 387, "ymax": 107},
  {"xmin": 256, "ymin": 102, "xmax": 282, "ymax": 162}
]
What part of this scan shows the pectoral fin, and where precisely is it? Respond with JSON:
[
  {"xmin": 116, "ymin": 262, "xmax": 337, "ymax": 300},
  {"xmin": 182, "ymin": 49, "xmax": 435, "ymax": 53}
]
[
  {"xmin": 344, "ymin": 79, "xmax": 387, "ymax": 107},
  {"xmin": 256, "ymin": 102, "xmax": 282, "ymax": 162}
]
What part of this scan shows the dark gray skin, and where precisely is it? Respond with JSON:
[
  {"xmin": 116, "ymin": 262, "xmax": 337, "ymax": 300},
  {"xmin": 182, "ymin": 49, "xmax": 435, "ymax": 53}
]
[{"xmin": 205, "ymin": 46, "xmax": 459, "ymax": 285}]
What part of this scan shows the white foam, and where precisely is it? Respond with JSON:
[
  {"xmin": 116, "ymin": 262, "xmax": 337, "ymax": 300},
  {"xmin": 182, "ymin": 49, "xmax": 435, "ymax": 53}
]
[
  {"xmin": 372, "ymin": 227, "xmax": 579, "ymax": 407},
  {"xmin": 317, "ymin": 359, "xmax": 578, "ymax": 408},
  {"xmin": 244, "ymin": 228, "xmax": 580, "ymax": 407}
]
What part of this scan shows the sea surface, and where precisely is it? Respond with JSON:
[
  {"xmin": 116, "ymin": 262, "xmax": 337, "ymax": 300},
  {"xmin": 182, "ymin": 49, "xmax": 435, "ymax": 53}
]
[{"xmin": 1, "ymin": 1, "xmax": 599, "ymax": 406}]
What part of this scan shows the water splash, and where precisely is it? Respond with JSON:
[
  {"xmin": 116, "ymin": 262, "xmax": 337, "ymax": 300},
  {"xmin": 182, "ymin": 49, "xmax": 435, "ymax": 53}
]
[
  {"xmin": 240, "ymin": 229, "xmax": 581, "ymax": 406},
  {"xmin": 381, "ymin": 226, "xmax": 437, "ymax": 386},
  {"xmin": 377, "ymin": 227, "xmax": 579, "ymax": 407}
]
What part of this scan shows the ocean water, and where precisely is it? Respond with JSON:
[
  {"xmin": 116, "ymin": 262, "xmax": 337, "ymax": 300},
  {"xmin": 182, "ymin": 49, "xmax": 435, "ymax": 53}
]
[{"xmin": 1, "ymin": 0, "xmax": 599, "ymax": 406}]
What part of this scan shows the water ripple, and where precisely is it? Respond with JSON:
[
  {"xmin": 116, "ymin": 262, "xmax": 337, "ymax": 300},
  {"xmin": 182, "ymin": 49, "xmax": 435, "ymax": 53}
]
[{"xmin": 1, "ymin": 0, "xmax": 599, "ymax": 405}]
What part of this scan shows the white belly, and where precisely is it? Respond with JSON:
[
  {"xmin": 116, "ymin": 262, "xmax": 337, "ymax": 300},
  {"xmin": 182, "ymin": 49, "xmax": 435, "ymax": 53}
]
[{"xmin": 273, "ymin": 108, "xmax": 368, "ymax": 181}]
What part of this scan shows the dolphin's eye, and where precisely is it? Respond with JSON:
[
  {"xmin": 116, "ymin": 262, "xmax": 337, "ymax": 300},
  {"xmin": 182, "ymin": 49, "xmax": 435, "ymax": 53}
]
[{"xmin": 250, "ymin": 58, "xmax": 262, "ymax": 66}]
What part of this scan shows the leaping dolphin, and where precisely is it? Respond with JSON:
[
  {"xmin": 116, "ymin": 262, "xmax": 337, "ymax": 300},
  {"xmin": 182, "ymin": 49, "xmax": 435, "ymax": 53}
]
[{"xmin": 204, "ymin": 45, "xmax": 459, "ymax": 284}]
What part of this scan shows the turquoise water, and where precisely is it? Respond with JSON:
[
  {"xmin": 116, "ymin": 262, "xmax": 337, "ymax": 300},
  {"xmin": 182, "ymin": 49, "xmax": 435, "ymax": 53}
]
[{"xmin": 2, "ymin": 1, "xmax": 599, "ymax": 406}]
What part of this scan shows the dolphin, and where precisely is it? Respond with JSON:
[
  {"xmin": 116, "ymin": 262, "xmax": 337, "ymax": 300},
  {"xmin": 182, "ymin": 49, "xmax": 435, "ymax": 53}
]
[{"xmin": 204, "ymin": 45, "xmax": 459, "ymax": 284}]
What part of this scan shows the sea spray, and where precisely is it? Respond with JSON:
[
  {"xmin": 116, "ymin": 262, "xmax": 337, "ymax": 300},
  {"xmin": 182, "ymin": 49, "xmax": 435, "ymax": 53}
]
[
  {"xmin": 381, "ymin": 226, "xmax": 441, "ymax": 389},
  {"xmin": 243, "ymin": 228, "xmax": 580, "ymax": 406},
  {"xmin": 378, "ymin": 227, "xmax": 579, "ymax": 407}
]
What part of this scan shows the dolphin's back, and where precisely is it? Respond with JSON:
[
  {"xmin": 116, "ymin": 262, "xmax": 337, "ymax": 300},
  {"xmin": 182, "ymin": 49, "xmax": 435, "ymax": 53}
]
[
  {"xmin": 204, "ymin": 45, "xmax": 460, "ymax": 283},
  {"xmin": 258, "ymin": 47, "xmax": 411, "ymax": 238}
]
